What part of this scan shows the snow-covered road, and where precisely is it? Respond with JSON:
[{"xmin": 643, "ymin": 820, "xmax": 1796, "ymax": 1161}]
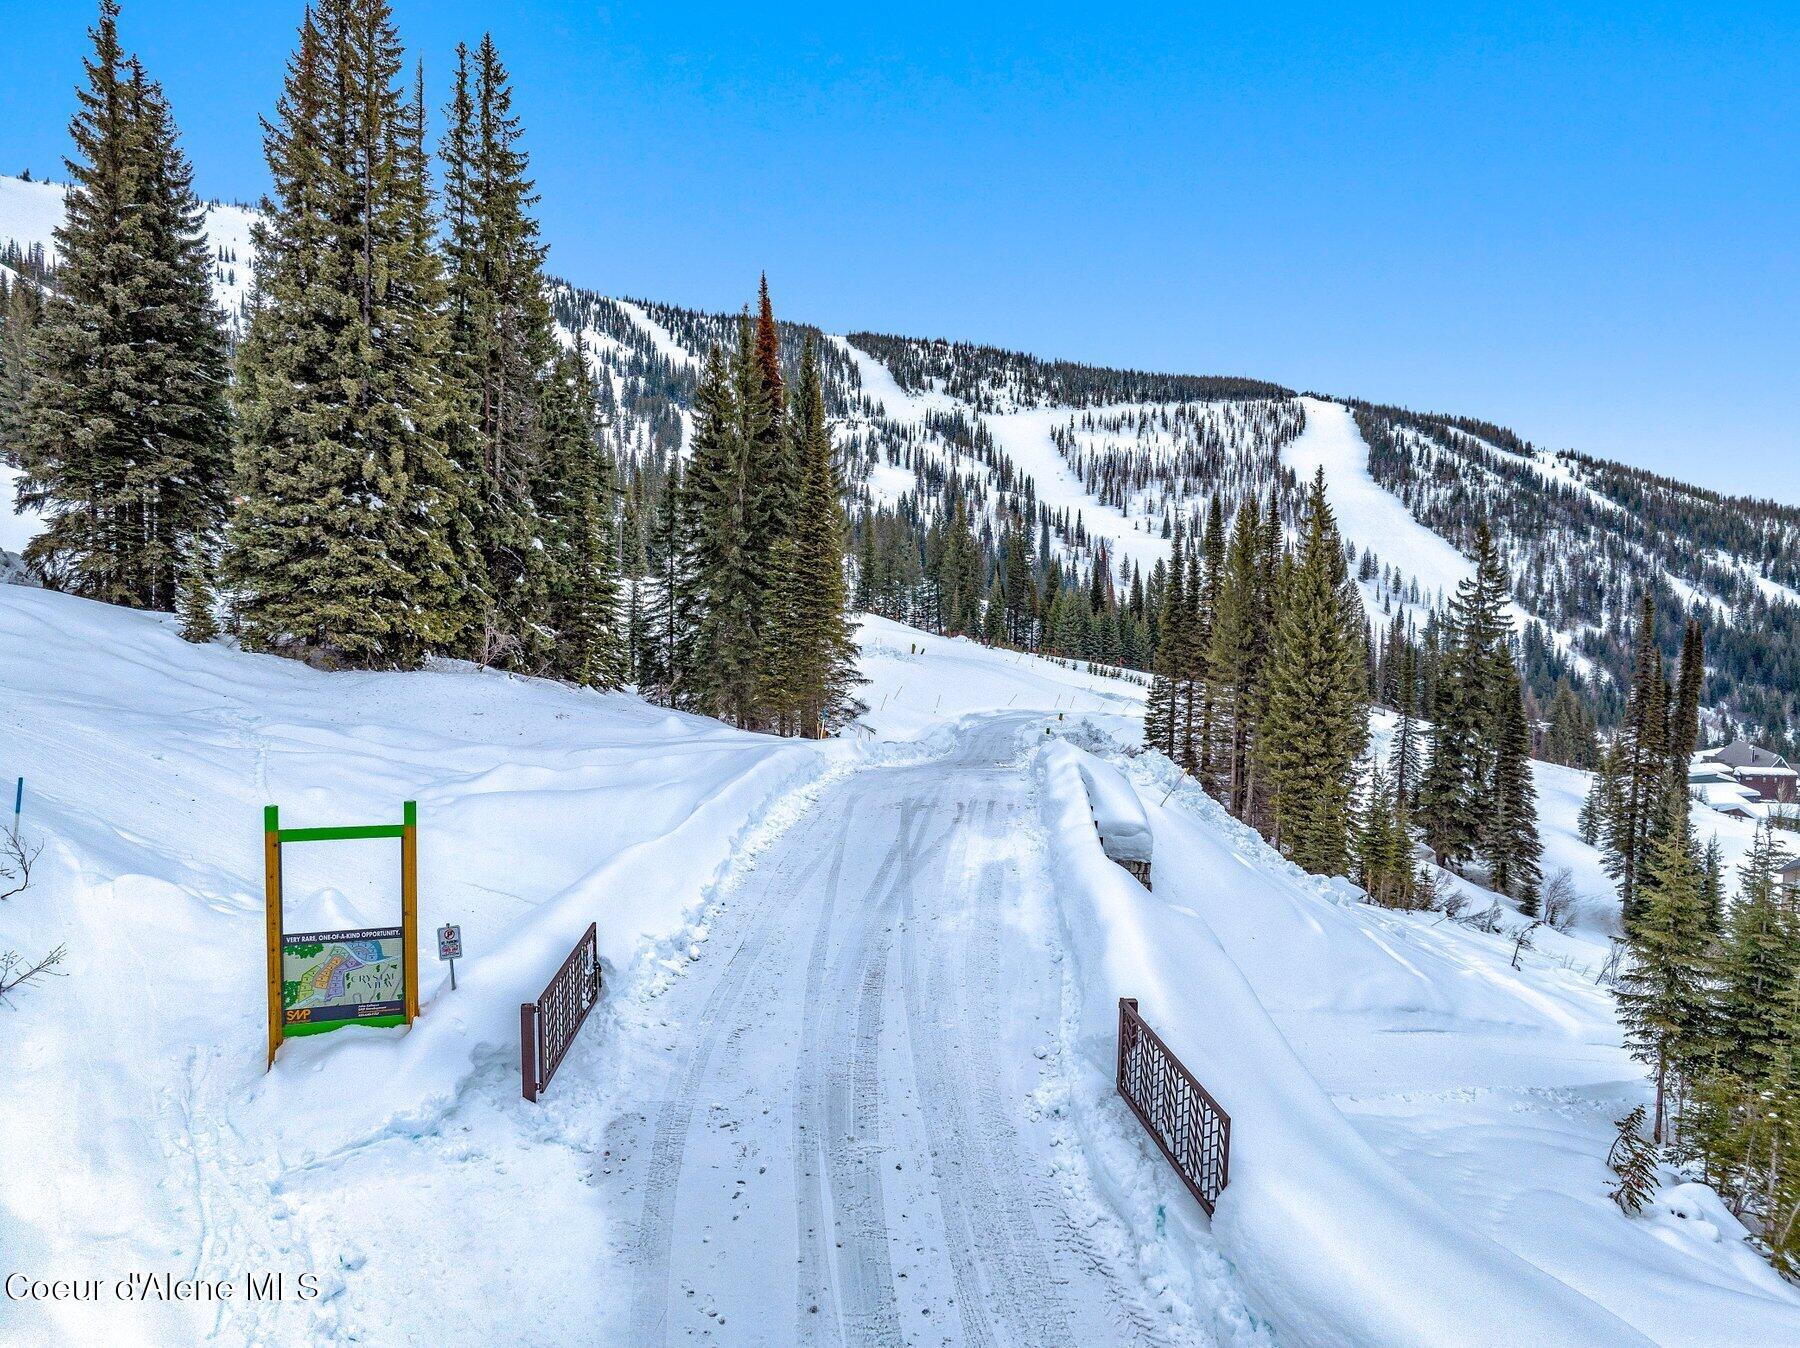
[{"xmin": 593, "ymin": 716, "xmax": 1188, "ymax": 1346}]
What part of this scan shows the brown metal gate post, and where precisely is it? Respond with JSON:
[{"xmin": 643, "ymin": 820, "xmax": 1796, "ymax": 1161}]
[{"xmin": 520, "ymin": 1001, "xmax": 539, "ymax": 1102}]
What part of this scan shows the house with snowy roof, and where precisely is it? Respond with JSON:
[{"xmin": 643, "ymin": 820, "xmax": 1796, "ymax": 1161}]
[{"xmin": 1690, "ymin": 739, "xmax": 1800, "ymax": 821}]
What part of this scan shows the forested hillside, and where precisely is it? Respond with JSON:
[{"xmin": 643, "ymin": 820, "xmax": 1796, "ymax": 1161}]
[{"xmin": 6, "ymin": 175, "xmax": 1800, "ymax": 751}]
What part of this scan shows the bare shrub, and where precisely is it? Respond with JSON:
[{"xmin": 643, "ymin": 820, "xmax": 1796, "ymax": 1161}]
[
  {"xmin": 0, "ymin": 944, "xmax": 66, "ymax": 1005},
  {"xmin": 1540, "ymin": 868, "xmax": 1579, "ymax": 931},
  {"xmin": 0, "ymin": 830, "xmax": 66, "ymax": 1005},
  {"xmin": 0, "ymin": 831, "xmax": 40, "ymax": 902}
]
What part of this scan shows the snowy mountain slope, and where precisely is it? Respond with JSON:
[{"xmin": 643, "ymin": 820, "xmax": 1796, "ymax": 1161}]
[
  {"xmin": 5, "ymin": 579, "xmax": 1797, "ymax": 1343},
  {"xmin": 0, "ymin": 460, "xmax": 43, "ymax": 555},
  {"xmin": 0, "ymin": 174, "xmax": 256, "ymax": 326},
  {"xmin": 7, "ymin": 166, "xmax": 1798, "ymax": 743},
  {"xmin": 1285, "ymin": 398, "xmax": 1468, "ymax": 613}
]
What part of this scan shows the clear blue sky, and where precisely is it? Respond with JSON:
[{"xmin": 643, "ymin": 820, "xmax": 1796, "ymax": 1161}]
[{"xmin": 5, "ymin": 2, "xmax": 1796, "ymax": 501}]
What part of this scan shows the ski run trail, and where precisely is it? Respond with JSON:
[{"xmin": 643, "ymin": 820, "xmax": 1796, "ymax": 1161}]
[{"xmin": 4, "ymin": 591, "xmax": 1800, "ymax": 1345}]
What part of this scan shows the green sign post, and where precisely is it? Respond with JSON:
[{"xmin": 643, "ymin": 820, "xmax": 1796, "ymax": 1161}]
[{"xmin": 264, "ymin": 802, "xmax": 420, "ymax": 1066}]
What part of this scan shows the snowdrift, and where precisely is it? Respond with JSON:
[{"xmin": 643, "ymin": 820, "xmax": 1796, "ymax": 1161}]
[
  {"xmin": 1034, "ymin": 738, "xmax": 1651, "ymax": 1348},
  {"xmin": 1075, "ymin": 753, "xmax": 1153, "ymax": 864}
]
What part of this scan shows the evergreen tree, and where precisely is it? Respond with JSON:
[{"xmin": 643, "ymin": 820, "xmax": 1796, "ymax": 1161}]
[
  {"xmin": 18, "ymin": 0, "xmax": 230, "ymax": 609},
  {"xmin": 1616, "ymin": 813, "xmax": 1715, "ymax": 1143},
  {"xmin": 639, "ymin": 464, "xmax": 696, "ymax": 708},
  {"xmin": 1001, "ymin": 527, "xmax": 1035, "ymax": 647},
  {"xmin": 1209, "ymin": 499, "xmax": 1263, "ymax": 817},
  {"xmin": 535, "ymin": 344, "xmax": 619, "ymax": 687},
  {"xmin": 1144, "ymin": 527, "xmax": 1184, "ymax": 758},
  {"xmin": 685, "ymin": 321, "xmax": 778, "ymax": 727},
  {"xmin": 1615, "ymin": 591, "xmax": 1671, "ymax": 928},
  {"xmin": 1417, "ymin": 523, "xmax": 1509, "ymax": 866},
  {"xmin": 0, "ymin": 276, "xmax": 42, "ymax": 463},
  {"xmin": 1389, "ymin": 638, "xmax": 1421, "ymax": 803},
  {"xmin": 1668, "ymin": 618, "xmax": 1705, "ymax": 783},
  {"xmin": 1486, "ymin": 660, "xmax": 1544, "ymax": 911},
  {"xmin": 177, "ymin": 542, "xmax": 217, "ymax": 644},
  {"xmin": 1713, "ymin": 827, "xmax": 1793, "ymax": 1079},
  {"xmin": 441, "ymin": 35, "xmax": 556, "ymax": 667},
  {"xmin": 1543, "ymin": 679, "xmax": 1598, "ymax": 769},
  {"xmin": 1257, "ymin": 471, "xmax": 1367, "ymax": 874},
  {"xmin": 1698, "ymin": 834, "xmax": 1725, "ymax": 934},
  {"xmin": 230, "ymin": 0, "xmax": 472, "ymax": 667},
  {"xmin": 764, "ymin": 336, "xmax": 860, "ymax": 735},
  {"xmin": 1354, "ymin": 758, "xmax": 1415, "ymax": 907},
  {"xmin": 1606, "ymin": 1105, "xmax": 1660, "ymax": 1214}
]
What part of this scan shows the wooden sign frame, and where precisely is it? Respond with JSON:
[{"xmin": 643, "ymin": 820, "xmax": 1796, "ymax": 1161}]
[{"xmin": 264, "ymin": 800, "xmax": 419, "ymax": 1067}]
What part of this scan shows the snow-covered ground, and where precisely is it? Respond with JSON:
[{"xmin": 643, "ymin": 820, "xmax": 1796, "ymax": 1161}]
[
  {"xmin": 0, "ymin": 585, "xmax": 861, "ymax": 1341},
  {"xmin": 5, "ymin": 580, "xmax": 1798, "ymax": 1344}
]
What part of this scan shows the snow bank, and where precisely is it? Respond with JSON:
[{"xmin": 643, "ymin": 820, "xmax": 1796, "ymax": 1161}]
[
  {"xmin": 1075, "ymin": 753, "xmax": 1152, "ymax": 863},
  {"xmin": 1033, "ymin": 738, "xmax": 1651, "ymax": 1348},
  {"xmin": 240, "ymin": 734, "xmax": 862, "ymax": 1162}
]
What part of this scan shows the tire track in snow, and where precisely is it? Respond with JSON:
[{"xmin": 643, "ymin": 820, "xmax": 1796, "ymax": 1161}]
[
  {"xmin": 627, "ymin": 809, "xmax": 840, "ymax": 1343},
  {"xmin": 795, "ymin": 796, "xmax": 959, "ymax": 1346}
]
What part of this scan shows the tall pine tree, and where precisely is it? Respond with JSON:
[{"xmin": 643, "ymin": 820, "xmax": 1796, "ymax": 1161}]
[
  {"xmin": 230, "ymin": 0, "xmax": 473, "ymax": 667},
  {"xmin": 19, "ymin": 0, "xmax": 230, "ymax": 609},
  {"xmin": 1257, "ymin": 471, "xmax": 1368, "ymax": 874}
]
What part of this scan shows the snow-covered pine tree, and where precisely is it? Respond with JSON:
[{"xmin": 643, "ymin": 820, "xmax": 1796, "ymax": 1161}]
[
  {"xmin": 1417, "ymin": 522, "xmax": 1507, "ymax": 866},
  {"xmin": 1485, "ymin": 659, "xmax": 1544, "ymax": 912},
  {"xmin": 1001, "ymin": 528, "xmax": 1035, "ymax": 648},
  {"xmin": 1754, "ymin": 977, "xmax": 1800, "ymax": 1268},
  {"xmin": 1208, "ymin": 497, "xmax": 1262, "ymax": 818},
  {"xmin": 685, "ymin": 319, "xmax": 780, "ymax": 728},
  {"xmin": 230, "ymin": 0, "xmax": 473, "ymax": 668},
  {"xmin": 1543, "ymin": 678, "xmax": 1598, "ymax": 769},
  {"xmin": 1667, "ymin": 618, "xmax": 1705, "ymax": 786},
  {"xmin": 19, "ymin": 0, "xmax": 229, "ymax": 609},
  {"xmin": 1143, "ymin": 525, "xmax": 1184, "ymax": 758},
  {"xmin": 1389, "ymin": 638, "xmax": 1421, "ymax": 803},
  {"xmin": 441, "ymin": 36, "xmax": 558, "ymax": 669},
  {"xmin": 638, "ymin": 462, "xmax": 695, "ymax": 707},
  {"xmin": 1698, "ymin": 835, "xmax": 1724, "ymax": 934},
  {"xmin": 1713, "ymin": 826, "xmax": 1793, "ymax": 1081},
  {"xmin": 177, "ymin": 542, "xmax": 218, "ymax": 644},
  {"xmin": 1613, "ymin": 590, "xmax": 1671, "ymax": 929},
  {"xmin": 1194, "ymin": 496, "xmax": 1226, "ymax": 786},
  {"xmin": 0, "ymin": 276, "xmax": 43, "ymax": 463},
  {"xmin": 1354, "ymin": 758, "xmax": 1415, "ymax": 907},
  {"xmin": 1174, "ymin": 530, "xmax": 1204, "ymax": 773}
]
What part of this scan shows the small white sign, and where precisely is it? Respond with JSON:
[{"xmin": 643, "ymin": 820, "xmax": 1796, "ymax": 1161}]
[{"xmin": 438, "ymin": 924, "xmax": 462, "ymax": 961}]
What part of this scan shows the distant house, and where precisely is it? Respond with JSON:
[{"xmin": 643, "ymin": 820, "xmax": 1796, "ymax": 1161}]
[
  {"xmin": 1695, "ymin": 739, "xmax": 1799, "ymax": 804},
  {"xmin": 1690, "ymin": 739, "xmax": 1799, "ymax": 821},
  {"xmin": 1781, "ymin": 857, "xmax": 1800, "ymax": 901}
]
